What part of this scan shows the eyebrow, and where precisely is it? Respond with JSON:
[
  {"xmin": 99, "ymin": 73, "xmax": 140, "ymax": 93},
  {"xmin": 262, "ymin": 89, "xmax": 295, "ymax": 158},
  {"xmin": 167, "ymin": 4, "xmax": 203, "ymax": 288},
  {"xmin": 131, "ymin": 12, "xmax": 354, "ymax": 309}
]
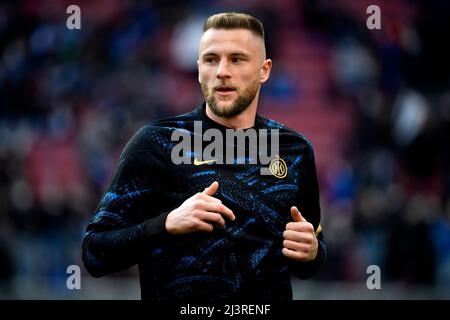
[{"xmin": 201, "ymin": 52, "xmax": 250, "ymax": 59}]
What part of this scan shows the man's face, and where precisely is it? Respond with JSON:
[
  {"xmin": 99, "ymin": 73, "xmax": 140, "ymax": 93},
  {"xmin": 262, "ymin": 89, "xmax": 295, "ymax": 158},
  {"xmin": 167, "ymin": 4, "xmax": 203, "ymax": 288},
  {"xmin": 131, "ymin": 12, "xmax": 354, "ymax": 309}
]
[{"xmin": 198, "ymin": 28, "xmax": 271, "ymax": 118}]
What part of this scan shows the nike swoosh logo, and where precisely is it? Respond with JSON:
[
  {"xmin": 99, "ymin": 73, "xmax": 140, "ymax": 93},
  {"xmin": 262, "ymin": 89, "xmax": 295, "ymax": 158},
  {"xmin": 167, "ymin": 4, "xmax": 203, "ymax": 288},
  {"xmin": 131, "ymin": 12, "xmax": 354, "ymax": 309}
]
[{"xmin": 193, "ymin": 158, "xmax": 217, "ymax": 166}]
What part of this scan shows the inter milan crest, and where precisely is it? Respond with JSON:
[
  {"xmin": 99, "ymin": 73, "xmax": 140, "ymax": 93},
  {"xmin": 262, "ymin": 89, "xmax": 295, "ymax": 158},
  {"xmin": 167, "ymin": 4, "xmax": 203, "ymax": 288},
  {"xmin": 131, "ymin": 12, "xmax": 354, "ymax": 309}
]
[{"xmin": 269, "ymin": 156, "xmax": 287, "ymax": 178}]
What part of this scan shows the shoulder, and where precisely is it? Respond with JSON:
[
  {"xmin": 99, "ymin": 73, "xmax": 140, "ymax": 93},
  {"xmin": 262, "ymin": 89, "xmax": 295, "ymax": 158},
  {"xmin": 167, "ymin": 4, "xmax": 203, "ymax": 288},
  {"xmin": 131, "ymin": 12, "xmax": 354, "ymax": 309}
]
[
  {"xmin": 121, "ymin": 109, "xmax": 198, "ymax": 159},
  {"xmin": 258, "ymin": 114, "xmax": 315, "ymax": 154},
  {"xmin": 146, "ymin": 108, "xmax": 198, "ymax": 130}
]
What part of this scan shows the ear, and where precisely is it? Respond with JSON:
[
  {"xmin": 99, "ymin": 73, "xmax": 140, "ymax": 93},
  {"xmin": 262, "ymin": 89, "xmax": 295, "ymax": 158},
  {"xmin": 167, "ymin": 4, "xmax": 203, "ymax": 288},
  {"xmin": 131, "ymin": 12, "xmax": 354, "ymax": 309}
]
[
  {"xmin": 197, "ymin": 60, "xmax": 201, "ymax": 84},
  {"xmin": 260, "ymin": 59, "xmax": 272, "ymax": 84}
]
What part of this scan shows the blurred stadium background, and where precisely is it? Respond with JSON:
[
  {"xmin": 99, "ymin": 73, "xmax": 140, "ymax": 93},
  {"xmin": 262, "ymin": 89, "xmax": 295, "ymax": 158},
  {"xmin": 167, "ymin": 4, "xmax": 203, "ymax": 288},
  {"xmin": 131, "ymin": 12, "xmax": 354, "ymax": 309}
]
[{"xmin": 0, "ymin": 0, "xmax": 449, "ymax": 299}]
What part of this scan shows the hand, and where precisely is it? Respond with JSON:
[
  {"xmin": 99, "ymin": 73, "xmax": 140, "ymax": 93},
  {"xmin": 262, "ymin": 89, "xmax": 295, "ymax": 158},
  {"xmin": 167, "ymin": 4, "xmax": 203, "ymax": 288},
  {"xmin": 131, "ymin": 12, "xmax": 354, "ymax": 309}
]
[
  {"xmin": 165, "ymin": 181, "xmax": 236, "ymax": 235},
  {"xmin": 282, "ymin": 206, "xmax": 318, "ymax": 262}
]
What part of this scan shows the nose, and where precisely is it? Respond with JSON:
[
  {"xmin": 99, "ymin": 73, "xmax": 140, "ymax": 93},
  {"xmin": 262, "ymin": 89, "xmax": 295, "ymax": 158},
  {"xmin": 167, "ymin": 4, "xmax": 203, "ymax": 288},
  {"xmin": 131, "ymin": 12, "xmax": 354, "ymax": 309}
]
[{"xmin": 216, "ymin": 59, "xmax": 231, "ymax": 80}]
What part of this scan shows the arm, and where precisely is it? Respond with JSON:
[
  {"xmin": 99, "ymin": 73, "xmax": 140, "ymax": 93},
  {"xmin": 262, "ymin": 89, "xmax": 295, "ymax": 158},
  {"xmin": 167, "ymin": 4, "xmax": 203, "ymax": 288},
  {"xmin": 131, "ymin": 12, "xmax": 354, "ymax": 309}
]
[
  {"xmin": 82, "ymin": 129, "xmax": 169, "ymax": 277},
  {"xmin": 82, "ymin": 210, "xmax": 169, "ymax": 278},
  {"xmin": 82, "ymin": 129, "xmax": 236, "ymax": 278},
  {"xmin": 283, "ymin": 140, "xmax": 327, "ymax": 279}
]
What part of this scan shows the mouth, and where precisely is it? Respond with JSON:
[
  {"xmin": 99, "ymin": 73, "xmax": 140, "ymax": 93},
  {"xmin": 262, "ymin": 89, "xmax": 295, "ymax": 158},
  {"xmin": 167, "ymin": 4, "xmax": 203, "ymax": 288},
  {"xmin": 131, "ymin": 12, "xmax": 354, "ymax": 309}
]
[{"xmin": 214, "ymin": 85, "xmax": 236, "ymax": 95}]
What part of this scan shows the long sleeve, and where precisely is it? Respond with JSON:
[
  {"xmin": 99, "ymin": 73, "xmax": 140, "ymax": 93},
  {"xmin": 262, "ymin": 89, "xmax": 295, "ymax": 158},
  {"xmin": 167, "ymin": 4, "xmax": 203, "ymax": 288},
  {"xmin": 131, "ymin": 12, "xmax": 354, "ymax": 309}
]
[
  {"xmin": 82, "ymin": 127, "xmax": 169, "ymax": 277},
  {"xmin": 288, "ymin": 139, "xmax": 327, "ymax": 279}
]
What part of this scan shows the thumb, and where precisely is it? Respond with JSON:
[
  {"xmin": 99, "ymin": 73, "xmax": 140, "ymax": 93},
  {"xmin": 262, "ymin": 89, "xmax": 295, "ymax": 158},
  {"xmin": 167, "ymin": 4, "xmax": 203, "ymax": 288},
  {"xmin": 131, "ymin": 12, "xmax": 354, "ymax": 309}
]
[
  {"xmin": 291, "ymin": 206, "xmax": 307, "ymax": 222},
  {"xmin": 202, "ymin": 181, "xmax": 219, "ymax": 196}
]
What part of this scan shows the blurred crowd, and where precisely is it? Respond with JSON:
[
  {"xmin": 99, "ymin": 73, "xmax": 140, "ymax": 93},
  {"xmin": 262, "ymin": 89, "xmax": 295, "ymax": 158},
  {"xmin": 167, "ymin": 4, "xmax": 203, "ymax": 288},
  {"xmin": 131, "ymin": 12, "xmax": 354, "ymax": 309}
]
[{"xmin": 0, "ymin": 0, "xmax": 449, "ymax": 298}]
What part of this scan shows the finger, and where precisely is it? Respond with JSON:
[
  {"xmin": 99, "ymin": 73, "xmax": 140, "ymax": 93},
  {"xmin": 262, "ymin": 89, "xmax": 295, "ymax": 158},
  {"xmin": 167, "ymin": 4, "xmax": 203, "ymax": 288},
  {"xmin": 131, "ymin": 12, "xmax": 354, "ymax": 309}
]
[
  {"xmin": 283, "ymin": 239, "xmax": 310, "ymax": 253},
  {"xmin": 285, "ymin": 222, "xmax": 314, "ymax": 233},
  {"xmin": 202, "ymin": 181, "xmax": 219, "ymax": 196},
  {"xmin": 196, "ymin": 211, "xmax": 226, "ymax": 227},
  {"xmin": 200, "ymin": 202, "xmax": 235, "ymax": 221},
  {"xmin": 291, "ymin": 206, "xmax": 307, "ymax": 223},
  {"xmin": 201, "ymin": 194, "xmax": 223, "ymax": 204},
  {"xmin": 282, "ymin": 247, "xmax": 308, "ymax": 260},
  {"xmin": 194, "ymin": 220, "xmax": 214, "ymax": 233},
  {"xmin": 283, "ymin": 229, "xmax": 312, "ymax": 242}
]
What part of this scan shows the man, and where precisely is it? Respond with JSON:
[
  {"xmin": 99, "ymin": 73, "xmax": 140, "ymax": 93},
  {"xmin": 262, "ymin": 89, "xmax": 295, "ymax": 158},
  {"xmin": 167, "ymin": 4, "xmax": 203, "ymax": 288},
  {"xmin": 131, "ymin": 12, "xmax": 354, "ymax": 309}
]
[{"xmin": 82, "ymin": 12, "xmax": 326, "ymax": 300}]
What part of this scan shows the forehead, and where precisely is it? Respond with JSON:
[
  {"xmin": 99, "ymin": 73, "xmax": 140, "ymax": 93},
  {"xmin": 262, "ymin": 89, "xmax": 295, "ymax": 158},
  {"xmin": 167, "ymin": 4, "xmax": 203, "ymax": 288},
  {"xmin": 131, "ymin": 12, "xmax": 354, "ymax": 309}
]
[{"xmin": 199, "ymin": 28, "xmax": 263, "ymax": 56}]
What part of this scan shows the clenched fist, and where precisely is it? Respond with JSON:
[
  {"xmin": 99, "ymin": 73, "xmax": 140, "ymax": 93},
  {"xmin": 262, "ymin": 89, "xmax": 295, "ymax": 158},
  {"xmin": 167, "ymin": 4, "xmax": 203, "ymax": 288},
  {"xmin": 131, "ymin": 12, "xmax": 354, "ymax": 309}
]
[{"xmin": 282, "ymin": 206, "xmax": 318, "ymax": 262}]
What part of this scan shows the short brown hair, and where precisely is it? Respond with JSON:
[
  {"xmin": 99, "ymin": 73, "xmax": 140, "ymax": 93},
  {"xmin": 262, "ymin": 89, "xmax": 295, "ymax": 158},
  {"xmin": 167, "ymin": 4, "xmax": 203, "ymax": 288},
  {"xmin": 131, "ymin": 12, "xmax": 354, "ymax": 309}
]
[{"xmin": 203, "ymin": 12, "xmax": 264, "ymax": 40}]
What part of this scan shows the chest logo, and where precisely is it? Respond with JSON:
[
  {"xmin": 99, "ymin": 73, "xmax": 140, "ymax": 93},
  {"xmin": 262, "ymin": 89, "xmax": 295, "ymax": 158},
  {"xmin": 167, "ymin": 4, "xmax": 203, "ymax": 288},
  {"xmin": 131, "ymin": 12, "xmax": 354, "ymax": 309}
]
[
  {"xmin": 193, "ymin": 158, "xmax": 217, "ymax": 166},
  {"xmin": 269, "ymin": 156, "xmax": 287, "ymax": 178}
]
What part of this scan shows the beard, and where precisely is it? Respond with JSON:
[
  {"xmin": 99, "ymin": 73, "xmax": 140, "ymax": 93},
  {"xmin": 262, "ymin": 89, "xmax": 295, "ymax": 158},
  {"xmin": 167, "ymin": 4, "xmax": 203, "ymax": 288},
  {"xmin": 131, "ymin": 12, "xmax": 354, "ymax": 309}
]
[{"xmin": 201, "ymin": 78, "xmax": 260, "ymax": 118}]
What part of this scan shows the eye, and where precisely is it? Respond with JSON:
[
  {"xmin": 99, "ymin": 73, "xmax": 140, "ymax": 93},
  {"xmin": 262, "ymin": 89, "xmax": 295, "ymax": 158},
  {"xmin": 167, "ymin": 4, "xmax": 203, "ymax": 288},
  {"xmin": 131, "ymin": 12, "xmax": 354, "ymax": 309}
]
[
  {"xmin": 204, "ymin": 57, "xmax": 217, "ymax": 64},
  {"xmin": 231, "ymin": 57, "xmax": 241, "ymax": 63}
]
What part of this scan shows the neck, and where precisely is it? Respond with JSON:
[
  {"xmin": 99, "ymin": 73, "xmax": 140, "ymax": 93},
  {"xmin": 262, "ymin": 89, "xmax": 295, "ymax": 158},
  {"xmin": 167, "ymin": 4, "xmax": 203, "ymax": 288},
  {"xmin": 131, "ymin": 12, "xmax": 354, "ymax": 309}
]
[{"xmin": 205, "ymin": 94, "xmax": 260, "ymax": 129}]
